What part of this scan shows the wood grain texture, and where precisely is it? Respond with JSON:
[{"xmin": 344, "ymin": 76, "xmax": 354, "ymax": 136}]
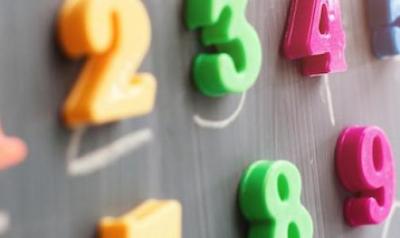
[{"xmin": 0, "ymin": 0, "xmax": 399, "ymax": 237}]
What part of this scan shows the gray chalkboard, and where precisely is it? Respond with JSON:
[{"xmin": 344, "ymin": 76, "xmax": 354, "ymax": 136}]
[{"xmin": 0, "ymin": 0, "xmax": 399, "ymax": 237}]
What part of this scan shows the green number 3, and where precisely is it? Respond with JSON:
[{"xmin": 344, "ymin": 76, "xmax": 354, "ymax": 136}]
[
  {"xmin": 239, "ymin": 160, "xmax": 313, "ymax": 238},
  {"xmin": 186, "ymin": 0, "xmax": 262, "ymax": 97}
]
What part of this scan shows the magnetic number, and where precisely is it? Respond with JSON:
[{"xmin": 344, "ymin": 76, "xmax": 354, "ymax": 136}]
[
  {"xmin": 367, "ymin": 0, "xmax": 400, "ymax": 58},
  {"xmin": 0, "ymin": 126, "xmax": 27, "ymax": 170},
  {"xmin": 186, "ymin": 0, "xmax": 262, "ymax": 97},
  {"xmin": 239, "ymin": 160, "xmax": 313, "ymax": 238},
  {"xmin": 283, "ymin": 0, "xmax": 347, "ymax": 76},
  {"xmin": 100, "ymin": 200, "xmax": 182, "ymax": 238},
  {"xmin": 58, "ymin": 0, "xmax": 157, "ymax": 127},
  {"xmin": 336, "ymin": 126, "xmax": 395, "ymax": 226}
]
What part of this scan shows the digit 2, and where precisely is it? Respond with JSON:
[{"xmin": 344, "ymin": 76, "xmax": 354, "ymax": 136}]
[
  {"xmin": 239, "ymin": 160, "xmax": 313, "ymax": 238},
  {"xmin": 283, "ymin": 0, "xmax": 347, "ymax": 76},
  {"xmin": 186, "ymin": 0, "xmax": 262, "ymax": 97},
  {"xmin": 336, "ymin": 126, "xmax": 395, "ymax": 226},
  {"xmin": 58, "ymin": 0, "xmax": 157, "ymax": 128}
]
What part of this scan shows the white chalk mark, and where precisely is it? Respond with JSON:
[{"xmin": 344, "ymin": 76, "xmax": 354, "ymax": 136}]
[
  {"xmin": 194, "ymin": 92, "xmax": 246, "ymax": 129},
  {"xmin": 66, "ymin": 128, "xmax": 153, "ymax": 176},
  {"xmin": 0, "ymin": 212, "xmax": 10, "ymax": 235},
  {"xmin": 322, "ymin": 75, "xmax": 336, "ymax": 126},
  {"xmin": 65, "ymin": 126, "xmax": 87, "ymax": 162},
  {"xmin": 382, "ymin": 200, "xmax": 400, "ymax": 238}
]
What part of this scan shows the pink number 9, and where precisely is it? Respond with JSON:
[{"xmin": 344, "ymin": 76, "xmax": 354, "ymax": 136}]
[{"xmin": 336, "ymin": 126, "xmax": 395, "ymax": 226}]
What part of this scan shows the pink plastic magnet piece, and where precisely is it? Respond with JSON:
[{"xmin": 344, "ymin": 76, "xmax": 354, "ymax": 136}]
[
  {"xmin": 336, "ymin": 126, "xmax": 395, "ymax": 226},
  {"xmin": 283, "ymin": 0, "xmax": 347, "ymax": 76},
  {"xmin": 0, "ymin": 126, "xmax": 27, "ymax": 170}
]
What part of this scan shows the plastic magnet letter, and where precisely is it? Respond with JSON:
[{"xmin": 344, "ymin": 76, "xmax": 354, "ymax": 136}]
[
  {"xmin": 0, "ymin": 127, "xmax": 27, "ymax": 170},
  {"xmin": 368, "ymin": 0, "xmax": 400, "ymax": 58},
  {"xmin": 336, "ymin": 126, "xmax": 395, "ymax": 226},
  {"xmin": 283, "ymin": 0, "xmax": 347, "ymax": 76},
  {"xmin": 186, "ymin": 0, "xmax": 262, "ymax": 97},
  {"xmin": 239, "ymin": 160, "xmax": 313, "ymax": 238},
  {"xmin": 58, "ymin": 0, "xmax": 157, "ymax": 128},
  {"xmin": 100, "ymin": 200, "xmax": 182, "ymax": 238}
]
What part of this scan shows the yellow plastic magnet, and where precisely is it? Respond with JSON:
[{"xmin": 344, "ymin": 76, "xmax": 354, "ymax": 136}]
[
  {"xmin": 100, "ymin": 200, "xmax": 182, "ymax": 238},
  {"xmin": 58, "ymin": 0, "xmax": 157, "ymax": 128}
]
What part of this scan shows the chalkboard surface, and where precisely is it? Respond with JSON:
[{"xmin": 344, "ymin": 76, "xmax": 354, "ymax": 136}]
[{"xmin": 0, "ymin": 0, "xmax": 399, "ymax": 237}]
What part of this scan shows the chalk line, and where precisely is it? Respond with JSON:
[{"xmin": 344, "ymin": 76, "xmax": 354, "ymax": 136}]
[
  {"xmin": 194, "ymin": 92, "xmax": 246, "ymax": 129},
  {"xmin": 65, "ymin": 126, "xmax": 87, "ymax": 162},
  {"xmin": 0, "ymin": 211, "xmax": 10, "ymax": 235},
  {"xmin": 66, "ymin": 127, "xmax": 153, "ymax": 176},
  {"xmin": 322, "ymin": 75, "xmax": 336, "ymax": 126},
  {"xmin": 382, "ymin": 200, "xmax": 400, "ymax": 238}
]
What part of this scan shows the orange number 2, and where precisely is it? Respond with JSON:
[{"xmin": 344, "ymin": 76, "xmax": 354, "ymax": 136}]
[{"xmin": 58, "ymin": 0, "xmax": 157, "ymax": 128}]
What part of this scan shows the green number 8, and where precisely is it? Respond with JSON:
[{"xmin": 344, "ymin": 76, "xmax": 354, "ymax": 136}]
[
  {"xmin": 186, "ymin": 0, "xmax": 262, "ymax": 97},
  {"xmin": 239, "ymin": 160, "xmax": 313, "ymax": 238}
]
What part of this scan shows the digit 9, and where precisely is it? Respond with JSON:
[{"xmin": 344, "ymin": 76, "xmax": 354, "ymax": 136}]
[{"xmin": 336, "ymin": 126, "xmax": 395, "ymax": 226}]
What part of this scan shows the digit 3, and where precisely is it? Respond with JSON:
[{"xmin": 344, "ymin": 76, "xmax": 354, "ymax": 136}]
[
  {"xmin": 58, "ymin": 0, "xmax": 157, "ymax": 128},
  {"xmin": 186, "ymin": 0, "xmax": 262, "ymax": 97},
  {"xmin": 239, "ymin": 160, "xmax": 314, "ymax": 238}
]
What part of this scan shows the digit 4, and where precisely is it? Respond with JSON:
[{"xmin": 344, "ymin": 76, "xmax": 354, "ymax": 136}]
[
  {"xmin": 239, "ymin": 160, "xmax": 313, "ymax": 238},
  {"xmin": 58, "ymin": 0, "xmax": 157, "ymax": 128},
  {"xmin": 336, "ymin": 126, "xmax": 396, "ymax": 226},
  {"xmin": 283, "ymin": 0, "xmax": 347, "ymax": 76},
  {"xmin": 186, "ymin": 0, "xmax": 262, "ymax": 97}
]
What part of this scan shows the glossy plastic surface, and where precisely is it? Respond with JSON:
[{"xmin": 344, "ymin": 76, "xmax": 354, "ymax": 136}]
[
  {"xmin": 336, "ymin": 126, "xmax": 395, "ymax": 226},
  {"xmin": 58, "ymin": 0, "xmax": 157, "ymax": 127},
  {"xmin": 100, "ymin": 200, "xmax": 182, "ymax": 238},
  {"xmin": 283, "ymin": 0, "xmax": 347, "ymax": 76},
  {"xmin": 0, "ymin": 126, "xmax": 27, "ymax": 170},
  {"xmin": 368, "ymin": 0, "xmax": 400, "ymax": 58},
  {"xmin": 239, "ymin": 160, "xmax": 313, "ymax": 238},
  {"xmin": 186, "ymin": 0, "xmax": 262, "ymax": 96}
]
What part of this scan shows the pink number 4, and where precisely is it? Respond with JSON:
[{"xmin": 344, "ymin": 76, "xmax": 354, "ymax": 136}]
[
  {"xmin": 283, "ymin": 0, "xmax": 347, "ymax": 76},
  {"xmin": 336, "ymin": 126, "xmax": 395, "ymax": 226}
]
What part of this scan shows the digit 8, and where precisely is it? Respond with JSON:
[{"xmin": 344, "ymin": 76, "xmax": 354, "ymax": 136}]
[
  {"xmin": 336, "ymin": 126, "xmax": 395, "ymax": 226},
  {"xmin": 239, "ymin": 160, "xmax": 313, "ymax": 238}
]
